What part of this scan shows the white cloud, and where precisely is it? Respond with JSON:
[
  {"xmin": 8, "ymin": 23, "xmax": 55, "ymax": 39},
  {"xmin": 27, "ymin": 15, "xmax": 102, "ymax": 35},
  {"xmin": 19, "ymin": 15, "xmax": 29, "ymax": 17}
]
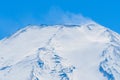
[{"xmin": 43, "ymin": 7, "xmax": 92, "ymax": 25}]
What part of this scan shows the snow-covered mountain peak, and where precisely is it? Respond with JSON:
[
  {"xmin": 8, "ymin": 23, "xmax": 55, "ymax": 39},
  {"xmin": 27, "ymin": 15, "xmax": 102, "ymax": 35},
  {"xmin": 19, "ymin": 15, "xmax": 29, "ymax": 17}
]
[{"xmin": 0, "ymin": 22, "xmax": 120, "ymax": 80}]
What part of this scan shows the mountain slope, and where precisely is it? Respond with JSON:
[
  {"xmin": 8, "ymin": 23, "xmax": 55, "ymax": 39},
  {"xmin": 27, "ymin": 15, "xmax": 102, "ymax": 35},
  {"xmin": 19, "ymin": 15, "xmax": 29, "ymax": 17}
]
[{"xmin": 0, "ymin": 22, "xmax": 120, "ymax": 80}]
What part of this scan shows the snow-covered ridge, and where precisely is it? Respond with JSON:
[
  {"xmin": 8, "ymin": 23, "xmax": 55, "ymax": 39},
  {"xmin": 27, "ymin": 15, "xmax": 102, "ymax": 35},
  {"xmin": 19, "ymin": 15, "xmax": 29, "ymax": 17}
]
[{"xmin": 0, "ymin": 22, "xmax": 120, "ymax": 80}]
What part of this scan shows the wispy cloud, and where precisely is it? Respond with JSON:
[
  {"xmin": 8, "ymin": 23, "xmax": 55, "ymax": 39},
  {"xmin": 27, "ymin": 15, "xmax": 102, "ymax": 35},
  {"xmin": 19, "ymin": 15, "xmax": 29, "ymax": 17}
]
[{"xmin": 43, "ymin": 7, "xmax": 92, "ymax": 25}]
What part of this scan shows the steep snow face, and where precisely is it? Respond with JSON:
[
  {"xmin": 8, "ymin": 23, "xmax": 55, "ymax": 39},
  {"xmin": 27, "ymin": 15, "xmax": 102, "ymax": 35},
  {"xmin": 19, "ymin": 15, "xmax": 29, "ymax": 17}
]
[{"xmin": 0, "ymin": 22, "xmax": 120, "ymax": 80}]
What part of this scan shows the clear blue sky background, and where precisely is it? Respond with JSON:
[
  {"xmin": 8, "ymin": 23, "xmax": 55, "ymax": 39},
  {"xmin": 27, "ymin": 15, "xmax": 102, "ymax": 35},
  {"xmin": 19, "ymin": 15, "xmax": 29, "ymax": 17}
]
[{"xmin": 0, "ymin": 0, "xmax": 120, "ymax": 39}]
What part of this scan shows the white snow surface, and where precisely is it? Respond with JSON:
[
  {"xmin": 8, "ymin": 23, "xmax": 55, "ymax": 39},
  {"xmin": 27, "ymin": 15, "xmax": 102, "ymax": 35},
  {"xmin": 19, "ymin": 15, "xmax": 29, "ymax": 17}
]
[{"xmin": 0, "ymin": 22, "xmax": 120, "ymax": 80}]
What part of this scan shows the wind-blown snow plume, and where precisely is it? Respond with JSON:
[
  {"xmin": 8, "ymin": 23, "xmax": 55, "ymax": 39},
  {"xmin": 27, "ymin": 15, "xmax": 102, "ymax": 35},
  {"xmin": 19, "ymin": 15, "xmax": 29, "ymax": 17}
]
[{"xmin": 44, "ymin": 7, "xmax": 92, "ymax": 25}]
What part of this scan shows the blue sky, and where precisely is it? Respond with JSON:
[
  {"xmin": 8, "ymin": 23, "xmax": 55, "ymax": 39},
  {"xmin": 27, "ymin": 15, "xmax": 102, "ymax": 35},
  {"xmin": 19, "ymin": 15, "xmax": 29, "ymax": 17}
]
[{"xmin": 0, "ymin": 0, "xmax": 120, "ymax": 39}]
